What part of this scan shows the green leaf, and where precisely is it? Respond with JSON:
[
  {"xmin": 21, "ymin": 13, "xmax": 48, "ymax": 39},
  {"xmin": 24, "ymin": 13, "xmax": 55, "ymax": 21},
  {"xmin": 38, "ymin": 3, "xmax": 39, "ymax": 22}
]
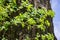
[
  {"xmin": 21, "ymin": 22, "xmax": 25, "ymax": 28},
  {"xmin": 41, "ymin": 35, "xmax": 45, "ymax": 40},
  {"xmin": 27, "ymin": 18, "xmax": 36, "ymax": 25},
  {"xmin": 47, "ymin": 10, "xmax": 55, "ymax": 17},
  {"xmin": 45, "ymin": 20, "xmax": 50, "ymax": 27},
  {"xmin": 26, "ymin": 4, "xmax": 33, "ymax": 11},
  {"xmin": 37, "ymin": 24, "xmax": 45, "ymax": 31}
]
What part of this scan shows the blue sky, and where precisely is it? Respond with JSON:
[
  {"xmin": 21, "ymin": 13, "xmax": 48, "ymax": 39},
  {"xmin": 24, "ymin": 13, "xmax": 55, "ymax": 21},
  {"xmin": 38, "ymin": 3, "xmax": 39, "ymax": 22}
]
[{"xmin": 51, "ymin": 0, "xmax": 60, "ymax": 40}]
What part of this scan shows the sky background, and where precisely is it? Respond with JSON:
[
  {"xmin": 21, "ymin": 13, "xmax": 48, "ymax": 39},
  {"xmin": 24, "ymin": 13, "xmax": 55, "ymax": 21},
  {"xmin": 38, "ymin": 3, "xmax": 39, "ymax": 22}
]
[{"xmin": 51, "ymin": 0, "xmax": 60, "ymax": 40}]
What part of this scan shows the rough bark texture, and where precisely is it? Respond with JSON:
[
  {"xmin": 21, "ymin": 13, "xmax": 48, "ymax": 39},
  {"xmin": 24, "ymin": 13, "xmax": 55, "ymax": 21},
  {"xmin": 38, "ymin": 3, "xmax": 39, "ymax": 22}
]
[
  {"xmin": 16, "ymin": 0, "xmax": 57, "ymax": 40},
  {"xmin": 0, "ymin": 0, "xmax": 57, "ymax": 40},
  {"xmin": 31, "ymin": 0, "xmax": 57, "ymax": 40}
]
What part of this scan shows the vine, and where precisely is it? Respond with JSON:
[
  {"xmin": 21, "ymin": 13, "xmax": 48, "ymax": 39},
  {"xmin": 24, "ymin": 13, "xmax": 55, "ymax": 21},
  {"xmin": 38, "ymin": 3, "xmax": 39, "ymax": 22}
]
[{"xmin": 0, "ymin": 0, "xmax": 55, "ymax": 40}]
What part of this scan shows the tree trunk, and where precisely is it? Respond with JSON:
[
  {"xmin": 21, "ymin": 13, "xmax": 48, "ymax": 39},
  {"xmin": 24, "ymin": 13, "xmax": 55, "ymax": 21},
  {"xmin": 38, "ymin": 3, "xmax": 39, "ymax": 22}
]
[
  {"xmin": 29, "ymin": 0, "xmax": 57, "ymax": 40},
  {"xmin": 0, "ymin": 0, "xmax": 57, "ymax": 40}
]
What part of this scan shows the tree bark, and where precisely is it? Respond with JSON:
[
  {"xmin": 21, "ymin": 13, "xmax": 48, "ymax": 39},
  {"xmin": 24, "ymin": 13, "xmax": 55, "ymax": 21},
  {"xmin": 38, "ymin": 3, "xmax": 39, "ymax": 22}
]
[
  {"xmin": 0, "ymin": 0, "xmax": 57, "ymax": 40},
  {"xmin": 28, "ymin": 0, "xmax": 57, "ymax": 40}
]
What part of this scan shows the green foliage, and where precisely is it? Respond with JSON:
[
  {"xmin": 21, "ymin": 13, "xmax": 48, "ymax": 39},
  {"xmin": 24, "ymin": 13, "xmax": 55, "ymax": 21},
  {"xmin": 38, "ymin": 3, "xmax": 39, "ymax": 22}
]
[
  {"xmin": 41, "ymin": 33, "xmax": 54, "ymax": 40},
  {"xmin": 45, "ymin": 20, "xmax": 50, "ymax": 26},
  {"xmin": 35, "ymin": 33, "xmax": 40, "ymax": 40},
  {"xmin": 25, "ymin": 35, "xmax": 30, "ymax": 40},
  {"xmin": 0, "ymin": 0, "xmax": 55, "ymax": 40},
  {"xmin": 27, "ymin": 18, "xmax": 36, "ymax": 25},
  {"xmin": 37, "ymin": 24, "xmax": 45, "ymax": 31},
  {"xmin": 0, "ymin": 6, "xmax": 8, "ymax": 21},
  {"xmin": 1, "ymin": 35, "xmax": 8, "ymax": 40},
  {"xmin": 47, "ymin": 10, "xmax": 55, "ymax": 17}
]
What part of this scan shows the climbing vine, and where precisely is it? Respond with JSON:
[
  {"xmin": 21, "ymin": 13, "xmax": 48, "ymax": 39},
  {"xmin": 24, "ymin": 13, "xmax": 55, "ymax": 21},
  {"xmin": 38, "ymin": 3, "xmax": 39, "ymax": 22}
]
[{"xmin": 0, "ymin": 0, "xmax": 55, "ymax": 40}]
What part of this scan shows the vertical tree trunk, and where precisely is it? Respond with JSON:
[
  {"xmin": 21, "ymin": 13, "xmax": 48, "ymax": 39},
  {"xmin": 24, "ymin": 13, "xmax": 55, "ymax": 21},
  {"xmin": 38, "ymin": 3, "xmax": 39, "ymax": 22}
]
[
  {"xmin": 5, "ymin": 0, "xmax": 57, "ymax": 40},
  {"xmin": 28, "ymin": 0, "xmax": 57, "ymax": 40}
]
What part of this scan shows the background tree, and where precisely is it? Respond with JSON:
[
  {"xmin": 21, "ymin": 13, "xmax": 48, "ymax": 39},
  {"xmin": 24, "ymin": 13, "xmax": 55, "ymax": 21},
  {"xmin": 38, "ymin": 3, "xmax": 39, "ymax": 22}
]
[{"xmin": 0, "ymin": 0, "xmax": 57, "ymax": 40}]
